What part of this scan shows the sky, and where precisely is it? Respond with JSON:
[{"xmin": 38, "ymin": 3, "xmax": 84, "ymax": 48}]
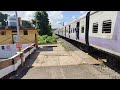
[{"xmin": 0, "ymin": 11, "xmax": 87, "ymax": 28}]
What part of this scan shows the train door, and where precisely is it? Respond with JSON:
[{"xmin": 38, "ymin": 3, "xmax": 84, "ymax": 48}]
[
  {"xmin": 65, "ymin": 27, "xmax": 66, "ymax": 36},
  {"xmin": 85, "ymin": 12, "xmax": 90, "ymax": 45},
  {"xmin": 69, "ymin": 25, "xmax": 71, "ymax": 38},
  {"xmin": 76, "ymin": 22, "xmax": 80, "ymax": 40}
]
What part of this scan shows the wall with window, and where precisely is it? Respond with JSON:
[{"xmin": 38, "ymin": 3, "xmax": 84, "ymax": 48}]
[
  {"xmin": 69, "ymin": 22, "xmax": 76, "ymax": 39},
  {"xmin": 19, "ymin": 30, "xmax": 38, "ymax": 44},
  {"xmin": 65, "ymin": 25, "xmax": 69, "ymax": 37},
  {"xmin": 80, "ymin": 17, "xmax": 86, "ymax": 35},
  {"xmin": 0, "ymin": 29, "xmax": 38, "ymax": 45},
  {"xmin": 89, "ymin": 11, "xmax": 118, "ymax": 39},
  {"xmin": 72, "ymin": 22, "xmax": 77, "ymax": 34}
]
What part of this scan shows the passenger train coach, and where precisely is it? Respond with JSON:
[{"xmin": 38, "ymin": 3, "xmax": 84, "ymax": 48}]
[{"xmin": 55, "ymin": 11, "xmax": 120, "ymax": 58}]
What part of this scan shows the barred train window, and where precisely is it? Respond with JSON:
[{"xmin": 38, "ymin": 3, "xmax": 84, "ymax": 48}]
[
  {"xmin": 102, "ymin": 20, "xmax": 112, "ymax": 33},
  {"xmin": 92, "ymin": 22, "xmax": 98, "ymax": 33},
  {"xmin": 81, "ymin": 26, "xmax": 84, "ymax": 33}
]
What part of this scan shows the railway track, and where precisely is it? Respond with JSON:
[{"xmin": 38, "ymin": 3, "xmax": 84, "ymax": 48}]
[{"xmin": 58, "ymin": 37, "xmax": 120, "ymax": 79}]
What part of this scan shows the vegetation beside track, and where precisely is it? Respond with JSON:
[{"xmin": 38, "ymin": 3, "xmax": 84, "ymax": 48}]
[{"xmin": 38, "ymin": 35, "xmax": 57, "ymax": 44}]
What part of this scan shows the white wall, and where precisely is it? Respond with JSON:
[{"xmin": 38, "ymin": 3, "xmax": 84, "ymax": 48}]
[
  {"xmin": 89, "ymin": 11, "xmax": 118, "ymax": 39},
  {"xmin": 0, "ymin": 44, "xmax": 36, "ymax": 78},
  {"xmin": 0, "ymin": 44, "xmax": 32, "ymax": 59}
]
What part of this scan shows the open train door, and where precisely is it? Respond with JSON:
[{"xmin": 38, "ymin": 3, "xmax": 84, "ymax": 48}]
[
  {"xmin": 69, "ymin": 25, "xmax": 71, "ymax": 38},
  {"xmin": 65, "ymin": 27, "xmax": 66, "ymax": 36},
  {"xmin": 76, "ymin": 22, "xmax": 80, "ymax": 40},
  {"xmin": 85, "ymin": 11, "xmax": 90, "ymax": 45}
]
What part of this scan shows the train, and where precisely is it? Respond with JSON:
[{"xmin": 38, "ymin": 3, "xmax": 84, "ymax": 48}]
[{"xmin": 55, "ymin": 11, "xmax": 120, "ymax": 58}]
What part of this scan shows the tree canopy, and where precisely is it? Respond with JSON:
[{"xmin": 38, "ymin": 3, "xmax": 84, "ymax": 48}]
[
  {"xmin": 0, "ymin": 12, "xmax": 9, "ymax": 27},
  {"xmin": 32, "ymin": 11, "xmax": 52, "ymax": 35},
  {"xmin": 22, "ymin": 20, "xmax": 33, "ymax": 28}
]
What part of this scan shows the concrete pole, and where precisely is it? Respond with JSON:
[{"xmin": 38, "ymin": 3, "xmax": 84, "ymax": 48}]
[
  {"xmin": 15, "ymin": 11, "xmax": 22, "ymax": 52},
  {"xmin": 15, "ymin": 11, "xmax": 20, "ymax": 42}
]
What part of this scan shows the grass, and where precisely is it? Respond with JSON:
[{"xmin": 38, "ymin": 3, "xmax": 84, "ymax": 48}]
[{"xmin": 38, "ymin": 35, "xmax": 57, "ymax": 44}]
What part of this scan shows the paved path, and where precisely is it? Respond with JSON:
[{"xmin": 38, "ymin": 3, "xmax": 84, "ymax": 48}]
[
  {"xmin": 32, "ymin": 42, "xmax": 101, "ymax": 67},
  {"xmin": 10, "ymin": 42, "xmax": 119, "ymax": 79}
]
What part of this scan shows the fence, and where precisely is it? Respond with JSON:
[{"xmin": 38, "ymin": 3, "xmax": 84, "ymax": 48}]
[
  {"xmin": 0, "ymin": 43, "xmax": 36, "ymax": 78},
  {"xmin": 0, "ymin": 44, "xmax": 32, "ymax": 59}
]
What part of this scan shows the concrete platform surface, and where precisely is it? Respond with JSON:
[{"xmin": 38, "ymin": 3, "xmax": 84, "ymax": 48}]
[
  {"xmin": 10, "ymin": 40, "xmax": 120, "ymax": 79},
  {"xmin": 32, "ymin": 43, "xmax": 102, "ymax": 67},
  {"xmin": 11, "ymin": 43, "xmax": 114, "ymax": 79}
]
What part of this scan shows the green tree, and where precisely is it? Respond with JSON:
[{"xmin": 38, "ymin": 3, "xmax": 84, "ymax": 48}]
[
  {"xmin": 22, "ymin": 20, "xmax": 33, "ymax": 28},
  {"xmin": 0, "ymin": 12, "xmax": 9, "ymax": 27},
  {"xmin": 32, "ymin": 11, "xmax": 52, "ymax": 35},
  {"xmin": 48, "ymin": 23, "xmax": 52, "ymax": 35}
]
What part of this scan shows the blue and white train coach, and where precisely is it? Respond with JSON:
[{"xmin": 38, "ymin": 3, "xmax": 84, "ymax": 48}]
[{"xmin": 55, "ymin": 11, "xmax": 120, "ymax": 57}]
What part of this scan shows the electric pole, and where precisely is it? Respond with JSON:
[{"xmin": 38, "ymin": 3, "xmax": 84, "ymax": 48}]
[
  {"xmin": 15, "ymin": 11, "xmax": 20, "ymax": 42},
  {"xmin": 15, "ymin": 11, "xmax": 22, "ymax": 52}
]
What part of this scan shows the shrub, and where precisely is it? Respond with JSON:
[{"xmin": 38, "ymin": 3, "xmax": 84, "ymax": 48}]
[{"xmin": 38, "ymin": 35, "xmax": 57, "ymax": 44}]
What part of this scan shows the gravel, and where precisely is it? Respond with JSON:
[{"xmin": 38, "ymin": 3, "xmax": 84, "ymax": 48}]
[
  {"xmin": 58, "ymin": 36, "xmax": 120, "ymax": 79},
  {"xmin": 92, "ymin": 65, "xmax": 120, "ymax": 79}
]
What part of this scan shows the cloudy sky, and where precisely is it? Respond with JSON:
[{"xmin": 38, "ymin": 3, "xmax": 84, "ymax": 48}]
[{"xmin": 0, "ymin": 11, "xmax": 87, "ymax": 28}]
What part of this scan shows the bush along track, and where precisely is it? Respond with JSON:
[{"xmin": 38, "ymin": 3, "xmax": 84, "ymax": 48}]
[{"xmin": 38, "ymin": 35, "xmax": 57, "ymax": 44}]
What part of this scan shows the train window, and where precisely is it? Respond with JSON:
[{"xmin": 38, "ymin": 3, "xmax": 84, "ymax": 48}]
[
  {"xmin": 81, "ymin": 26, "xmax": 84, "ymax": 33},
  {"xmin": 73, "ymin": 28, "xmax": 74, "ymax": 33},
  {"xmin": 71, "ymin": 29, "xmax": 72, "ymax": 33},
  {"xmin": 102, "ymin": 20, "xmax": 112, "ymax": 33},
  {"xmin": 75, "ymin": 28, "xmax": 76, "ymax": 33},
  {"xmin": 93, "ymin": 22, "xmax": 98, "ymax": 33}
]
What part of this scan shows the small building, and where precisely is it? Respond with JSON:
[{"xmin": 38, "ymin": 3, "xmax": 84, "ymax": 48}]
[
  {"xmin": 0, "ymin": 27, "xmax": 39, "ymax": 45},
  {"xmin": 0, "ymin": 16, "xmax": 39, "ymax": 46}
]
